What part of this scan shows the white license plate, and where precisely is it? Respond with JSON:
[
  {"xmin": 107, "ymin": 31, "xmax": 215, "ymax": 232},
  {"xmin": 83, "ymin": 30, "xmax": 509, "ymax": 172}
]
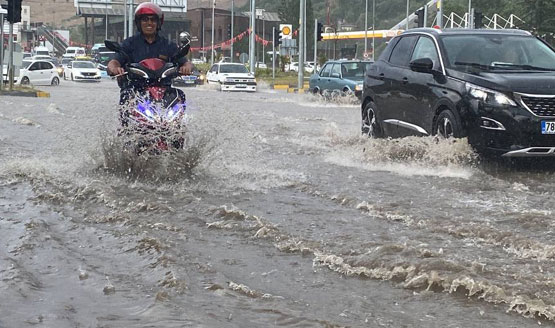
[
  {"xmin": 185, "ymin": 80, "xmax": 195, "ymax": 84},
  {"xmin": 236, "ymin": 84, "xmax": 247, "ymax": 88},
  {"xmin": 542, "ymin": 121, "xmax": 555, "ymax": 134}
]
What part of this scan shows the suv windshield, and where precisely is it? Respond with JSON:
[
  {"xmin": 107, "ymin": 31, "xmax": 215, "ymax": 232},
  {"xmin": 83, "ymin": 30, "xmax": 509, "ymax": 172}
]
[
  {"xmin": 341, "ymin": 62, "xmax": 366, "ymax": 78},
  {"xmin": 220, "ymin": 64, "xmax": 249, "ymax": 73},
  {"xmin": 97, "ymin": 52, "xmax": 116, "ymax": 65},
  {"xmin": 441, "ymin": 34, "xmax": 555, "ymax": 71}
]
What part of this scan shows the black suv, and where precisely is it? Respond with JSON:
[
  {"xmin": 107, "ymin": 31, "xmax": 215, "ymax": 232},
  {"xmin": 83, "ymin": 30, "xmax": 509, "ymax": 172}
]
[{"xmin": 362, "ymin": 28, "xmax": 555, "ymax": 157}]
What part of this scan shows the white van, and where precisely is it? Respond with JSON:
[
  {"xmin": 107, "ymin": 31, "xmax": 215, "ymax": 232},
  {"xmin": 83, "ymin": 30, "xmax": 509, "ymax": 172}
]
[
  {"xmin": 63, "ymin": 46, "xmax": 86, "ymax": 59},
  {"xmin": 33, "ymin": 46, "xmax": 50, "ymax": 57}
]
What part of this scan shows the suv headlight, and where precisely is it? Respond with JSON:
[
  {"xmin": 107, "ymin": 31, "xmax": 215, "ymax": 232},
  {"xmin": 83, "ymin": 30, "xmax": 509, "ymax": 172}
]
[{"xmin": 465, "ymin": 82, "xmax": 516, "ymax": 107}]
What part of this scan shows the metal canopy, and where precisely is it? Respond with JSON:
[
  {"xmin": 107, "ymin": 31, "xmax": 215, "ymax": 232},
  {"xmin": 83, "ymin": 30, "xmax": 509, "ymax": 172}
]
[{"xmin": 77, "ymin": 6, "xmax": 187, "ymax": 19}]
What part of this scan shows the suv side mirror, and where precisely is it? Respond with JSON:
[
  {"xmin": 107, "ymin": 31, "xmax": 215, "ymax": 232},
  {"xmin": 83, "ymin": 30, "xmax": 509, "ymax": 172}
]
[{"xmin": 410, "ymin": 58, "xmax": 434, "ymax": 73}]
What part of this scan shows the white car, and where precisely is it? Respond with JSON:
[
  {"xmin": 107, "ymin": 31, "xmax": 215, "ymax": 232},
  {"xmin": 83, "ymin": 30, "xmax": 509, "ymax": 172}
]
[
  {"xmin": 288, "ymin": 61, "xmax": 314, "ymax": 73},
  {"xmin": 30, "ymin": 55, "xmax": 53, "ymax": 62},
  {"xmin": 206, "ymin": 63, "xmax": 257, "ymax": 92},
  {"xmin": 63, "ymin": 46, "xmax": 86, "ymax": 59},
  {"xmin": 16, "ymin": 60, "xmax": 60, "ymax": 86},
  {"xmin": 65, "ymin": 61, "xmax": 101, "ymax": 82}
]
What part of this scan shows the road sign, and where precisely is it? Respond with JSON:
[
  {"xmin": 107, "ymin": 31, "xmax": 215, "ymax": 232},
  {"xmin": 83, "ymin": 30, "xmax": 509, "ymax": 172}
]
[
  {"xmin": 280, "ymin": 24, "xmax": 292, "ymax": 40},
  {"xmin": 239, "ymin": 53, "xmax": 249, "ymax": 64}
]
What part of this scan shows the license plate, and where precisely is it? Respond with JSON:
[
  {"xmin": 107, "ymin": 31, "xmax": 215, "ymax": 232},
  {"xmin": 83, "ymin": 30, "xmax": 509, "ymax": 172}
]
[
  {"xmin": 185, "ymin": 80, "xmax": 195, "ymax": 84},
  {"xmin": 541, "ymin": 121, "xmax": 555, "ymax": 134},
  {"xmin": 236, "ymin": 84, "xmax": 247, "ymax": 88}
]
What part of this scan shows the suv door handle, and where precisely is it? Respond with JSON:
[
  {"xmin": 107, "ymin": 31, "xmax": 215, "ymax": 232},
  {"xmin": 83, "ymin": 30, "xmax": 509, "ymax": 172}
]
[
  {"xmin": 402, "ymin": 77, "xmax": 408, "ymax": 84},
  {"xmin": 378, "ymin": 73, "xmax": 385, "ymax": 80}
]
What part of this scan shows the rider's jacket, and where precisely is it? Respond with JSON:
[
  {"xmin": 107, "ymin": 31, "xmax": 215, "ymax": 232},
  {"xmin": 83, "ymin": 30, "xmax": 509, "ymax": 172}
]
[{"xmin": 114, "ymin": 33, "xmax": 188, "ymax": 67}]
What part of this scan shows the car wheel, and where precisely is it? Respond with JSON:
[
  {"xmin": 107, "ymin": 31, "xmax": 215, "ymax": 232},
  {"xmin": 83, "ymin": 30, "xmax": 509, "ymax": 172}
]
[
  {"xmin": 342, "ymin": 87, "xmax": 352, "ymax": 96},
  {"xmin": 21, "ymin": 77, "xmax": 30, "ymax": 85},
  {"xmin": 51, "ymin": 77, "xmax": 59, "ymax": 86},
  {"xmin": 435, "ymin": 109, "xmax": 463, "ymax": 138},
  {"xmin": 362, "ymin": 101, "xmax": 383, "ymax": 138},
  {"xmin": 312, "ymin": 87, "xmax": 320, "ymax": 94}
]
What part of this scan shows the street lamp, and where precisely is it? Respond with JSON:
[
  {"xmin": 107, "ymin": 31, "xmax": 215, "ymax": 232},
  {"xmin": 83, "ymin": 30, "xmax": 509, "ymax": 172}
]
[
  {"xmin": 211, "ymin": 0, "xmax": 215, "ymax": 66},
  {"xmin": 364, "ymin": 0, "xmax": 368, "ymax": 56}
]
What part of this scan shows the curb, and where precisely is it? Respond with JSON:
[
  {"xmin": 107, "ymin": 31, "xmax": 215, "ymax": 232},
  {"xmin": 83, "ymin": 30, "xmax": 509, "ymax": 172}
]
[{"xmin": 0, "ymin": 90, "xmax": 50, "ymax": 98}]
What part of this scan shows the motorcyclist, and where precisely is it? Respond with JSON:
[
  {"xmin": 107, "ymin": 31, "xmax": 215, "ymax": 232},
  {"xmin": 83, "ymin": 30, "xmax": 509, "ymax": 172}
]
[{"xmin": 106, "ymin": 2, "xmax": 192, "ymax": 78}]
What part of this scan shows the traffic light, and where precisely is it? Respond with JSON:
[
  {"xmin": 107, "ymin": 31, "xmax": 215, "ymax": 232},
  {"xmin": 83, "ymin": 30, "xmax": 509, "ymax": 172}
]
[
  {"xmin": 316, "ymin": 22, "xmax": 324, "ymax": 41},
  {"xmin": 7, "ymin": 0, "xmax": 22, "ymax": 24},
  {"xmin": 227, "ymin": 24, "xmax": 232, "ymax": 39},
  {"xmin": 474, "ymin": 11, "xmax": 484, "ymax": 28},
  {"xmin": 414, "ymin": 8, "xmax": 425, "ymax": 28},
  {"xmin": 274, "ymin": 28, "xmax": 281, "ymax": 47}
]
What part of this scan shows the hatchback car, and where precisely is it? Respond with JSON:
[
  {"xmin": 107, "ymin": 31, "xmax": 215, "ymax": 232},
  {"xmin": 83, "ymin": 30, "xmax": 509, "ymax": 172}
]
[
  {"xmin": 310, "ymin": 60, "xmax": 370, "ymax": 99},
  {"xmin": 17, "ymin": 60, "xmax": 60, "ymax": 86},
  {"xmin": 362, "ymin": 28, "xmax": 555, "ymax": 157}
]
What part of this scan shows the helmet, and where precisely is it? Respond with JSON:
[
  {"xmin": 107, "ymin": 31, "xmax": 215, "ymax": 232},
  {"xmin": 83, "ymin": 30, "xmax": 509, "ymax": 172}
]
[{"xmin": 134, "ymin": 2, "xmax": 164, "ymax": 32}]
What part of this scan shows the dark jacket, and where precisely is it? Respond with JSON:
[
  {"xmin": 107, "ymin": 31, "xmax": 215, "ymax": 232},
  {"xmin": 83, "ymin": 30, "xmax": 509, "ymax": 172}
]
[{"xmin": 114, "ymin": 33, "xmax": 187, "ymax": 66}]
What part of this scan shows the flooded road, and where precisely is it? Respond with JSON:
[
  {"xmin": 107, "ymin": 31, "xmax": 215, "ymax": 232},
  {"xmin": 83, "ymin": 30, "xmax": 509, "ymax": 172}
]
[{"xmin": 1, "ymin": 81, "xmax": 555, "ymax": 327}]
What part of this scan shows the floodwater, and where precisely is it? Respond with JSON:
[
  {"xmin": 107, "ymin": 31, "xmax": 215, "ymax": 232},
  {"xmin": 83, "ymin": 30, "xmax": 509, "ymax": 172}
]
[{"xmin": 1, "ymin": 80, "xmax": 555, "ymax": 327}]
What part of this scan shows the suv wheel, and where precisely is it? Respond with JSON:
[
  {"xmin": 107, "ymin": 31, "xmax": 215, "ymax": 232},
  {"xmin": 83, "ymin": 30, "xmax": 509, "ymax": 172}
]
[
  {"xmin": 362, "ymin": 101, "xmax": 383, "ymax": 138},
  {"xmin": 435, "ymin": 109, "xmax": 462, "ymax": 138}
]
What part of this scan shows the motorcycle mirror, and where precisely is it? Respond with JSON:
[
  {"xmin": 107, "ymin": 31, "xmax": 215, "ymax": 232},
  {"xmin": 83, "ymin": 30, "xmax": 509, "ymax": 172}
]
[
  {"xmin": 179, "ymin": 32, "xmax": 191, "ymax": 46},
  {"xmin": 104, "ymin": 40, "xmax": 121, "ymax": 52}
]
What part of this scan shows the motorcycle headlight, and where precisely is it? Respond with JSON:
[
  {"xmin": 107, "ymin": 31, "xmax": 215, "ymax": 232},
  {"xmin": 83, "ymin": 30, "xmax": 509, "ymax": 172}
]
[
  {"xmin": 465, "ymin": 83, "xmax": 516, "ymax": 107},
  {"xmin": 166, "ymin": 103, "xmax": 185, "ymax": 121},
  {"xmin": 136, "ymin": 100, "xmax": 157, "ymax": 122}
]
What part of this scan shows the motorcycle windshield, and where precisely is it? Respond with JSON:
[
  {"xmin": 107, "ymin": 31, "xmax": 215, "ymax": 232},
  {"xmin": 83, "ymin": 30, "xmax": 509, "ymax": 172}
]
[{"xmin": 139, "ymin": 58, "xmax": 166, "ymax": 72}]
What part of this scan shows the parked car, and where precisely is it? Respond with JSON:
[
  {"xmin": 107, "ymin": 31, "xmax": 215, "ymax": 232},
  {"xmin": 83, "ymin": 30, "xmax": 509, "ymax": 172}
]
[
  {"xmin": 206, "ymin": 63, "xmax": 256, "ymax": 92},
  {"xmin": 309, "ymin": 60, "xmax": 368, "ymax": 99},
  {"xmin": 65, "ymin": 60, "xmax": 101, "ymax": 82},
  {"xmin": 362, "ymin": 28, "xmax": 555, "ymax": 157},
  {"xmin": 17, "ymin": 60, "xmax": 60, "ymax": 86},
  {"xmin": 287, "ymin": 61, "xmax": 314, "ymax": 73}
]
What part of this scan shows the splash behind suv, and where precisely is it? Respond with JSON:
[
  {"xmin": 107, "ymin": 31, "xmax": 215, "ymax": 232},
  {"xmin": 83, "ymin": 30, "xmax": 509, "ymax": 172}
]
[{"xmin": 362, "ymin": 28, "xmax": 555, "ymax": 157}]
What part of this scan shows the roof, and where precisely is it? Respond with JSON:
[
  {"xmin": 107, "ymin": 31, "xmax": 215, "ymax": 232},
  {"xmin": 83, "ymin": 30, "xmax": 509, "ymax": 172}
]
[{"xmin": 402, "ymin": 28, "xmax": 532, "ymax": 36}]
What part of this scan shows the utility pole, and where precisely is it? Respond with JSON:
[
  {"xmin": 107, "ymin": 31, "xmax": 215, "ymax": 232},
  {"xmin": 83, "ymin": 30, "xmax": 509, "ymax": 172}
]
[
  {"xmin": 372, "ymin": 0, "xmax": 375, "ymax": 61},
  {"xmin": 0, "ymin": 10, "xmax": 4, "ymax": 91},
  {"xmin": 230, "ymin": 0, "xmax": 234, "ymax": 62},
  {"xmin": 8, "ymin": 22, "xmax": 13, "ymax": 90},
  {"xmin": 249, "ymin": 0, "xmax": 255, "ymax": 73},
  {"xmin": 406, "ymin": 0, "xmax": 410, "ymax": 30},
  {"xmin": 211, "ymin": 0, "xmax": 215, "ymax": 65},
  {"xmin": 437, "ymin": 0, "xmax": 443, "ymax": 27},
  {"xmin": 364, "ymin": 0, "xmax": 368, "ymax": 56},
  {"xmin": 298, "ymin": 0, "xmax": 305, "ymax": 90},
  {"xmin": 128, "ymin": 0, "xmax": 133, "ymax": 37},
  {"xmin": 468, "ymin": 0, "xmax": 473, "ymax": 28},
  {"xmin": 123, "ymin": 0, "xmax": 127, "ymax": 39}
]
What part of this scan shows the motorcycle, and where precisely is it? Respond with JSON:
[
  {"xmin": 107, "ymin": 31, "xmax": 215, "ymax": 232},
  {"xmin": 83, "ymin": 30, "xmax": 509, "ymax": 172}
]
[{"xmin": 104, "ymin": 32, "xmax": 191, "ymax": 154}]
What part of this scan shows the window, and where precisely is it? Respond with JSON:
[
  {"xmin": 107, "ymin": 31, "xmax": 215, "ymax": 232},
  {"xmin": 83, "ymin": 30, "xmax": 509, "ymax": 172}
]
[
  {"xmin": 210, "ymin": 65, "xmax": 217, "ymax": 73},
  {"xmin": 29, "ymin": 62, "xmax": 40, "ymax": 71},
  {"xmin": 320, "ymin": 64, "xmax": 331, "ymax": 77},
  {"xmin": 330, "ymin": 63, "xmax": 342, "ymax": 77},
  {"xmin": 40, "ymin": 62, "xmax": 54, "ymax": 70},
  {"xmin": 389, "ymin": 35, "xmax": 417, "ymax": 67},
  {"xmin": 411, "ymin": 36, "xmax": 439, "ymax": 66},
  {"xmin": 341, "ymin": 62, "xmax": 365, "ymax": 78}
]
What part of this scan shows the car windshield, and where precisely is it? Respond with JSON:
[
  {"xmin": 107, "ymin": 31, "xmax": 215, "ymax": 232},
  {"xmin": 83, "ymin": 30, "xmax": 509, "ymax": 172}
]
[
  {"xmin": 220, "ymin": 64, "xmax": 249, "ymax": 73},
  {"xmin": 73, "ymin": 61, "xmax": 95, "ymax": 68},
  {"xmin": 441, "ymin": 34, "xmax": 555, "ymax": 71},
  {"xmin": 62, "ymin": 58, "xmax": 72, "ymax": 65},
  {"xmin": 341, "ymin": 62, "xmax": 366, "ymax": 78},
  {"xmin": 98, "ymin": 52, "xmax": 116, "ymax": 65},
  {"xmin": 22, "ymin": 60, "xmax": 31, "ymax": 69}
]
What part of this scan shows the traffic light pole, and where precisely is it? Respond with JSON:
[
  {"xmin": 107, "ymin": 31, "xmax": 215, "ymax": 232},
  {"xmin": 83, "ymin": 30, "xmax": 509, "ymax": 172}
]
[
  {"xmin": 313, "ymin": 19, "xmax": 317, "ymax": 68},
  {"xmin": 272, "ymin": 26, "xmax": 275, "ymax": 82}
]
